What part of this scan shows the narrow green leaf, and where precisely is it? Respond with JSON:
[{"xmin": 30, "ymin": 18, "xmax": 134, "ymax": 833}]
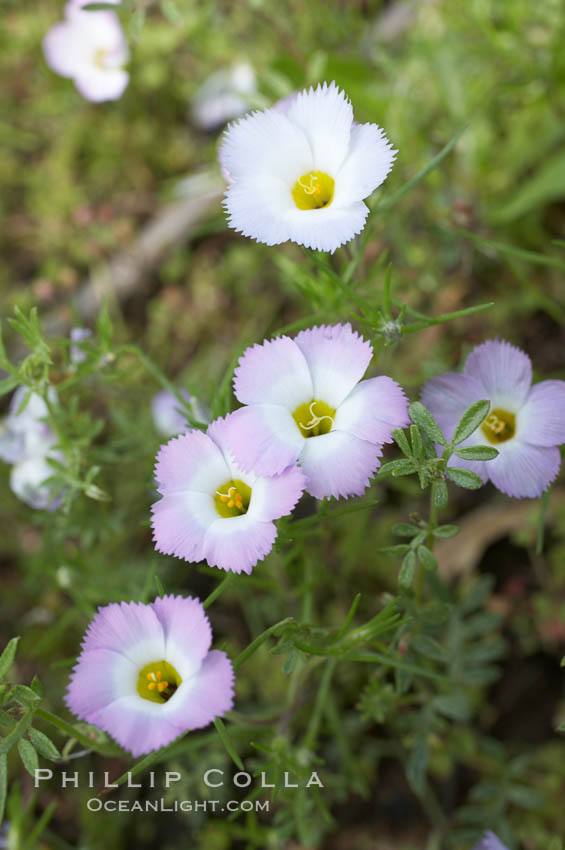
[
  {"xmin": 0, "ymin": 713, "xmax": 32, "ymax": 754},
  {"xmin": 446, "ymin": 467, "xmax": 484, "ymax": 489},
  {"xmin": 434, "ymin": 524, "xmax": 459, "ymax": 539},
  {"xmin": 409, "ymin": 402, "xmax": 447, "ymax": 446},
  {"xmin": 454, "ymin": 445, "xmax": 498, "ymax": 461},
  {"xmin": 28, "ymin": 728, "xmax": 61, "ymax": 761},
  {"xmin": 18, "ymin": 738, "xmax": 39, "ymax": 776},
  {"xmin": 392, "ymin": 523, "xmax": 420, "ymax": 538},
  {"xmin": 377, "ymin": 125, "xmax": 467, "ymax": 213},
  {"xmin": 417, "ymin": 545, "xmax": 438, "ymax": 570},
  {"xmin": 398, "ymin": 551, "xmax": 417, "ymax": 589},
  {"xmin": 432, "ymin": 480, "xmax": 448, "ymax": 509},
  {"xmin": 410, "ymin": 424, "xmax": 423, "ymax": 459},
  {"xmin": 451, "ymin": 400, "xmax": 490, "ymax": 445},
  {"xmin": 160, "ymin": 0, "xmax": 183, "ymax": 24},
  {"xmin": 379, "ymin": 458, "xmax": 418, "ymax": 477},
  {"xmin": 0, "ymin": 637, "xmax": 19, "ymax": 680},
  {"xmin": 378, "ymin": 544, "xmax": 410, "ymax": 558},
  {"xmin": 392, "ymin": 428, "xmax": 411, "ymax": 457},
  {"xmin": 214, "ymin": 718, "xmax": 244, "ymax": 771}
]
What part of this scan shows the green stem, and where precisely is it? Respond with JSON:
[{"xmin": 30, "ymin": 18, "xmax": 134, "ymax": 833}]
[
  {"xmin": 36, "ymin": 708, "xmax": 121, "ymax": 756},
  {"xmin": 303, "ymin": 658, "xmax": 336, "ymax": 750},
  {"xmin": 203, "ymin": 572, "xmax": 235, "ymax": 609},
  {"xmin": 233, "ymin": 618, "xmax": 293, "ymax": 670}
]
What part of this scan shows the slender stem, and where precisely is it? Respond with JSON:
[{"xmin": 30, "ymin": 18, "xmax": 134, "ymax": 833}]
[
  {"xmin": 233, "ymin": 618, "xmax": 293, "ymax": 670},
  {"xmin": 427, "ymin": 484, "xmax": 440, "ymax": 551},
  {"xmin": 203, "ymin": 572, "xmax": 235, "ymax": 609},
  {"xmin": 303, "ymin": 658, "xmax": 336, "ymax": 750},
  {"xmin": 36, "ymin": 708, "xmax": 120, "ymax": 756}
]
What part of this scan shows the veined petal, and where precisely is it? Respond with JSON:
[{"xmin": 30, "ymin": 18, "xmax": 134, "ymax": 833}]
[
  {"xmin": 65, "ymin": 648, "xmax": 137, "ymax": 718},
  {"xmin": 202, "ymin": 514, "xmax": 277, "ymax": 574},
  {"xmin": 247, "ymin": 464, "xmax": 306, "ymax": 522},
  {"xmin": 517, "ymin": 379, "xmax": 565, "ymax": 447},
  {"xmin": 225, "ymin": 405, "xmax": 304, "ymax": 476},
  {"xmin": 79, "ymin": 601, "xmax": 166, "ymax": 669},
  {"xmin": 166, "ymin": 650, "xmax": 234, "ymax": 731},
  {"xmin": 333, "ymin": 122, "xmax": 397, "ymax": 207},
  {"xmin": 299, "ymin": 431, "xmax": 383, "ymax": 499},
  {"xmin": 151, "ymin": 491, "xmax": 217, "ymax": 563},
  {"xmin": 420, "ymin": 372, "xmax": 486, "ymax": 441},
  {"xmin": 154, "ymin": 430, "xmax": 230, "ymax": 495},
  {"xmin": 233, "ymin": 336, "xmax": 313, "ymax": 408},
  {"xmin": 221, "ymin": 107, "xmax": 313, "ymax": 184},
  {"xmin": 334, "ymin": 376, "xmax": 409, "ymax": 444},
  {"xmin": 463, "ymin": 339, "xmax": 532, "ymax": 409},
  {"xmin": 86, "ymin": 694, "xmax": 186, "ymax": 757},
  {"xmin": 286, "ymin": 81, "xmax": 353, "ymax": 175},
  {"xmin": 487, "ymin": 440, "xmax": 560, "ymax": 499},
  {"xmin": 294, "ymin": 323, "xmax": 372, "ymax": 408},
  {"xmin": 151, "ymin": 595, "xmax": 212, "ymax": 679}
]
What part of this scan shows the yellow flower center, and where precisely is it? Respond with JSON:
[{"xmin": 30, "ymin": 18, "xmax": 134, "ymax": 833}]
[
  {"xmin": 137, "ymin": 660, "xmax": 181, "ymax": 704},
  {"xmin": 292, "ymin": 399, "xmax": 336, "ymax": 438},
  {"xmin": 292, "ymin": 171, "xmax": 335, "ymax": 211},
  {"xmin": 481, "ymin": 408, "xmax": 516, "ymax": 444},
  {"xmin": 214, "ymin": 479, "xmax": 252, "ymax": 518},
  {"xmin": 93, "ymin": 47, "xmax": 109, "ymax": 70}
]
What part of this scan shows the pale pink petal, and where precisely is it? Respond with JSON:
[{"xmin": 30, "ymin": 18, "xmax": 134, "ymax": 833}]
[
  {"xmin": 224, "ymin": 405, "xmax": 304, "ymax": 476},
  {"xmin": 151, "ymin": 491, "xmax": 216, "ymax": 562},
  {"xmin": 151, "ymin": 595, "xmax": 212, "ymax": 678},
  {"xmin": 487, "ymin": 441, "xmax": 561, "ymax": 499},
  {"xmin": 334, "ymin": 376, "xmax": 409, "ymax": 444},
  {"xmin": 202, "ymin": 515, "xmax": 277, "ymax": 574},
  {"xmin": 517, "ymin": 379, "xmax": 565, "ymax": 447},
  {"xmin": 420, "ymin": 371, "xmax": 486, "ymax": 442},
  {"xmin": 294, "ymin": 323, "xmax": 372, "ymax": 408},
  {"xmin": 299, "ymin": 431, "xmax": 383, "ymax": 499},
  {"xmin": 166, "ymin": 650, "xmax": 234, "ymax": 731},
  {"xmin": 233, "ymin": 336, "xmax": 312, "ymax": 408},
  {"xmin": 247, "ymin": 464, "xmax": 306, "ymax": 522},
  {"xmin": 154, "ymin": 430, "xmax": 229, "ymax": 495},
  {"xmin": 463, "ymin": 339, "xmax": 532, "ymax": 409}
]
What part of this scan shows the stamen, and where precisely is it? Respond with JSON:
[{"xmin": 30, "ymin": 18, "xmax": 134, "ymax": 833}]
[
  {"xmin": 299, "ymin": 401, "xmax": 335, "ymax": 432},
  {"xmin": 137, "ymin": 661, "xmax": 181, "ymax": 703},
  {"xmin": 481, "ymin": 408, "xmax": 516, "ymax": 444},
  {"xmin": 214, "ymin": 479, "xmax": 252, "ymax": 517}
]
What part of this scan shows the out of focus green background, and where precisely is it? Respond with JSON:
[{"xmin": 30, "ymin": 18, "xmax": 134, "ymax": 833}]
[{"xmin": 1, "ymin": 1, "xmax": 565, "ymax": 848}]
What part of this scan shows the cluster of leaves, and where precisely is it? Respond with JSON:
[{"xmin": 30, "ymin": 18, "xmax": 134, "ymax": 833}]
[{"xmin": 379, "ymin": 399, "xmax": 499, "ymax": 587}]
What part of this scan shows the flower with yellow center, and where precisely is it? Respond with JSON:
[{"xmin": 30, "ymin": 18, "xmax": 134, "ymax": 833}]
[
  {"xmin": 220, "ymin": 82, "xmax": 396, "ymax": 252},
  {"xmin": 152, "ymin": 415, "xmax": 306, "ymax": 573},
  {"xmin": 65, "ymin": 596, "xmax": 234, "ymax": 757},
  {"xmin": 422, "ymin": 339, "xmax": 565, "ymax": 499},
  {"xmin": 43, "ymin": 2, "xmax": 129, "ymax": 103}
]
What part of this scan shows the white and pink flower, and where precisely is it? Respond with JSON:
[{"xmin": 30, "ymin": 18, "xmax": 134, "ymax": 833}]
[
  {"xmin": 43, "ymin": 2, "xmax": 129, "ymax": 103},
  {"xmin": 225, "ymin": 323, "xmax": 409, "ymax": 500},
  {"xmin": 421, "ymin": 339, "xmax": 565, "ymax": 499},
  {"xmin": 66, "ymin": 595, "xmax": 234, "ymax": 757},
  {"xmin": 151, "ymin": 415, "xmax": 306, "ymax": 573},
  {"xmin": 0, "ymin": 387, "xmax": 63, "ymax": 511}
]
